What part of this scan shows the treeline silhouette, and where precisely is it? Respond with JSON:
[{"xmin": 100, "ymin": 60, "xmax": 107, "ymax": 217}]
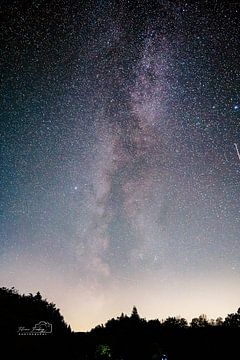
[
  {"xmin": 0, "ymin": 286, "xmax": 70, "ymax": 336},
  {"xmin": 1, "ymin": 287, "xmax": 240, "ymax": 359},
  {"xmin": 0, "ymin": 286, "xmax": 71, "ymax": 359}
]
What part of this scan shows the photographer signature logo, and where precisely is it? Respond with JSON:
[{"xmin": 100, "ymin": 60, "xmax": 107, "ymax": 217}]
[{"xmin": 18, "ymin": 321, "xmax": 52, "ymax": 335}]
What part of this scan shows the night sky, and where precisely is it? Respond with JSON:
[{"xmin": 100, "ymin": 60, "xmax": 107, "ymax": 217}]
[{"xmin": 1, "ymin": 1, "xmax": 240, "ymax": 331}]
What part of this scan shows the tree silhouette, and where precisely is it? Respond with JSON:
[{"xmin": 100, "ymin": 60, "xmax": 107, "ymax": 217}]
[
  {"xmin": 162, "ymin": 316, "xmax": 188, "ymax": 328},
  {"xmin": 0, "ymin": 286, "xmax": 71, "ymax": 336},
  {"xmin": 224, "ymin": 308, "xmax": 240, "ymax": 327},
  {"xmin": 131, "ymin": 305, "xmax": 140, "ymax": 320},
  {"xmin": 190, "ymin": 314, "xmax": 209, "ymax": 327},
  {"xmin": 215, "ymin": 317, "xmax": 224, "ymax": 326}
]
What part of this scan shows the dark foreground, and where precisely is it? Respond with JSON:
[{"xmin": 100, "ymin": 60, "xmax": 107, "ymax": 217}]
[{"xmin": 3, "ymin": 327, "xmax": 240, "ymax": 360}]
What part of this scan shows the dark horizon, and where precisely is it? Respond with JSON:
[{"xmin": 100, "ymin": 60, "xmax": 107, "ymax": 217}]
[
  {"xmin": 1, "ymin": 286, "xmax": 240, "ymax": 359},
  {"xmin": 1, "ymin": 286, "xmax": 240, "ymax": 332}
]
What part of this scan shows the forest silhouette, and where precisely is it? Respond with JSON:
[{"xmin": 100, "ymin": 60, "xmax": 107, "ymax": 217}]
[{"xmin": 1, "ymin": 287, "xmax": 239, "ymax": 359}]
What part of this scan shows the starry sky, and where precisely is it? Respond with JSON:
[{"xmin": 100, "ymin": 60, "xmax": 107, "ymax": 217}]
[{"xmin": 1, "ymin": 1, "xmax": 240, "ymax": 331}]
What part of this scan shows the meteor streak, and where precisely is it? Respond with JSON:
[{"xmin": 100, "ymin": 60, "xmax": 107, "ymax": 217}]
[{"xmin": 234, "ymin": 143, "xmax": 240, "ymax": 161}]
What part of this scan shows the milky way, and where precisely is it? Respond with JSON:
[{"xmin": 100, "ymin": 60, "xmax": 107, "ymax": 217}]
[{"xmin": 0, "ymin": 1, "xmax": 240, "ymax": 330}]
